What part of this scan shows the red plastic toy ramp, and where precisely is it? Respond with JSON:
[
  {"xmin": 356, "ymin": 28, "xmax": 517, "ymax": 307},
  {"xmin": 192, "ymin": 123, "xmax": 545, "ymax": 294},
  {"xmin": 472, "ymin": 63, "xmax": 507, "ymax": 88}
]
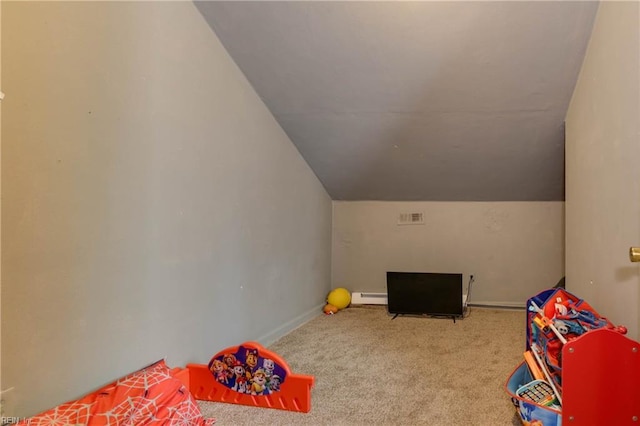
[
  {"xmin": 562, "ymin": 328, "xmax": 640, "ymax": 425},
  {"xmin": 187, "ymin": 341, "xmax": 315, "ymax": 413}
]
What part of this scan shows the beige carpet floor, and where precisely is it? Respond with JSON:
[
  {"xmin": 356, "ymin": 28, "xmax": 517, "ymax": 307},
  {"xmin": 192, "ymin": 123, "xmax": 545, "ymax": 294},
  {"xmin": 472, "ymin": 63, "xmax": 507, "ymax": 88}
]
[{"xmin": 199, "ymin": 305, "xmax": 525, "ymax": 425}]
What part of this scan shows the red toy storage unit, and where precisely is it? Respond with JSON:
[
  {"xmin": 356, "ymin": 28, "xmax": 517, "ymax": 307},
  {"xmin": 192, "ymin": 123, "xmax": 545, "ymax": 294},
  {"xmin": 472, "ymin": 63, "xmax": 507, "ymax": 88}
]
[{"xmin": 506, "ymin": 288, "xmax": 640, "ymax": 425}]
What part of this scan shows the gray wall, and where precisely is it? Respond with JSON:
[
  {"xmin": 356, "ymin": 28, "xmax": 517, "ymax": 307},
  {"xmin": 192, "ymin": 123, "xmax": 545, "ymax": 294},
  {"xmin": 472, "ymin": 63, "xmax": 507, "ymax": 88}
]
[
  {"xmin": 565, "ymin": 1, "xmax": 640, "ymax": 339},
  {"xmin": 1, "ymin": 2, "xmax": 331, "ymax": 417},
  {"xmin": 333, "ymin": 201, "xmax": 564, "ymax": 306},
  {"xmin": 0, "ymin": 0, "xmax": 3, "ymax": 397}
]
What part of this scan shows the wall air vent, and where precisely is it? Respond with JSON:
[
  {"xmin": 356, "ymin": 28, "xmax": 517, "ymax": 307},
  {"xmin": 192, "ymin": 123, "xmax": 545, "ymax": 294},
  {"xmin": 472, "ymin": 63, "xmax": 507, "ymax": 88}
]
[{"xmin": 397, "ymin": 212, "xmax": 424, "ymax": 225}]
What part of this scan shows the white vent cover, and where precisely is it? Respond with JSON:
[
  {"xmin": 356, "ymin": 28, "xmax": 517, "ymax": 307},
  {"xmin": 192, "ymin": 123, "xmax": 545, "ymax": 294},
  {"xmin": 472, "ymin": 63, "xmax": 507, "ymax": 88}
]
[{"xmin": 397, "ymin": 212, "xmax": 424, "ymax": 225}]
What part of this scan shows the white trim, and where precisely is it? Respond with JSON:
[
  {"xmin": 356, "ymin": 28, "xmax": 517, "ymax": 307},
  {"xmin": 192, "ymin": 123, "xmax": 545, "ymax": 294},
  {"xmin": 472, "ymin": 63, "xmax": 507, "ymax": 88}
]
[
  {"xmin": 258, "ymin": 303, "xmax": 325, "ymax": 346},
  {"xmin": 468, "ymin": 301, "xmax": 526, "ymax": 309}
]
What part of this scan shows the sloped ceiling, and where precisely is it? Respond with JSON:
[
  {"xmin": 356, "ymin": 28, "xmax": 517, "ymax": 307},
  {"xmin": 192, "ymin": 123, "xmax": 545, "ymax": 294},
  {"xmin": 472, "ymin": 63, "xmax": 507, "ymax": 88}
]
[{"xmin": 196, "ymin": 1, "xmax": 598, "ymax": 201}]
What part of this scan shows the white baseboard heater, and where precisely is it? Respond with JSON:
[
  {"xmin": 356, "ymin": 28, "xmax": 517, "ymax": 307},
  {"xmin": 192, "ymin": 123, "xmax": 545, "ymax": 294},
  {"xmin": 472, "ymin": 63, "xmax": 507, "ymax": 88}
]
[
  {"xmin": 353, "ymin": 281, "xmax": 521, "ymax": 312},
  {"xmin": 351, "ymin": 292, "xmax": 388, "ymax": 305},
  {"xmin": 352, "ymin": 291, "xmax": 469, "ymax": 308}
]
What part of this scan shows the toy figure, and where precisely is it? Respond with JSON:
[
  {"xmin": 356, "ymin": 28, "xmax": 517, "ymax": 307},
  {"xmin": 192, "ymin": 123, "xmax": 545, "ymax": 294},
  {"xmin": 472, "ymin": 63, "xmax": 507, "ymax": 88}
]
[
  {"xmin": 236, "ymin": 376, "xmax": 248, "ymax": 394},
  {"xmin": 269, "ymin": 374, "xmax": 282, "ymax": 392},
  {"xmin": 223, "ymin": 353, "xmax": 237, "ymax": 369},
  {"xmin": 262, "ymin": 358, "xmax": 275, "ymax": 380},
  {"xmin": 250, "ymin": 368, "xmax": 270, "ymax": 395},
  {"xmin": 244, "ymin": 348, "xmax": 259, "ymax": 379},
  {"xmin": 210, "ymin": 359, "xmax": 229, "ymax": 385},
  {"xmin": 222, "ymin": 353, "xmax": 237, "ymax": 381},
  {"xmin": 231, "ymin": 361, "xmax": 248, "ymax": 393}
]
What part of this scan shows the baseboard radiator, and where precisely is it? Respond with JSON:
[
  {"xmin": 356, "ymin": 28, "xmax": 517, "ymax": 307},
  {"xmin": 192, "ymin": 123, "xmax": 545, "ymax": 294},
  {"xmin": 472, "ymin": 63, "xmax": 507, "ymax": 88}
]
[
  {"xmin": 351, "ymin": 292, "xmax": 388, "ymax": 305},
  {"xmin": 352, "ymin": 292, "xmax": 478, "ymax": 308}
]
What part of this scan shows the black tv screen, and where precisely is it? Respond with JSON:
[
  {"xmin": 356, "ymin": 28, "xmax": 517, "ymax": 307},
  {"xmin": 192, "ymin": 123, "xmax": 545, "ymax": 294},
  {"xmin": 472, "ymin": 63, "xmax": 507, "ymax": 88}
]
[{"xmin": 386, "ymin": 272, "xmax": 463, "ymax": 317}]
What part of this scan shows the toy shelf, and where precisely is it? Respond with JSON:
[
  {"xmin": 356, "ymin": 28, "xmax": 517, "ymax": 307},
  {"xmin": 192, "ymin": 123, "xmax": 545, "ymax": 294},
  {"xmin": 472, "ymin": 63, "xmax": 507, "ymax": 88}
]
[
  {"xmin": 562, "ymin": 328, "xmax": 640, "ymax": 423},
  {"xmin": 506, "ymin": 288, "xmax": 640, "ymax": 425}
]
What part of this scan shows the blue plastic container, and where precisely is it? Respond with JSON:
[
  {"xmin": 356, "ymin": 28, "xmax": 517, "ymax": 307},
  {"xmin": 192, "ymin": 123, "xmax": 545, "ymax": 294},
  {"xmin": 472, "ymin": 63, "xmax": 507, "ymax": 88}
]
[{"xmin": 506, "ymin": 362, "xmax": 562, "ymax": 426}]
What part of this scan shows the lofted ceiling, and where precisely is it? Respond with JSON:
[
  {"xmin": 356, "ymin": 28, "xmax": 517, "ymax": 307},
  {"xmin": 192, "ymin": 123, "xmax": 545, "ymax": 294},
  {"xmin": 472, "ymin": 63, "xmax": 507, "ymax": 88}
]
[{"xmin": 195, "ymin": 1, "xmax": 599, "ymax": 201}]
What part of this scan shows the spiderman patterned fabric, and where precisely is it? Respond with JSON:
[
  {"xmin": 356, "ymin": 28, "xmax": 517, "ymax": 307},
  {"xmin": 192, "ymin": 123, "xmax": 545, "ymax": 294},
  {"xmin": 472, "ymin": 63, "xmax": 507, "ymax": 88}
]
[{"xmin": 17, "ymin": 360, "xmax": 215, "ymax": 426}]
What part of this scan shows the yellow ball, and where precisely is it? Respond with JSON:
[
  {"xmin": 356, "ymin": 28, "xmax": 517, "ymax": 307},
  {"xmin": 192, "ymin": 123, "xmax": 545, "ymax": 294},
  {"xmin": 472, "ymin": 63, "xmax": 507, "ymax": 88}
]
[{"xmin": 327, "ymin": 288, "xmax": 351, "ymax": 310}]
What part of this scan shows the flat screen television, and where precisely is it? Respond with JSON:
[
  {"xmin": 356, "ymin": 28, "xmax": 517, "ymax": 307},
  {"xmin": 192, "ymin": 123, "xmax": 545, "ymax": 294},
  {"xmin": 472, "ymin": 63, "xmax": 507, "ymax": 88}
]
[{"xmin": 386, "ymin": 272, "xmax": 463, "ymax": 317}]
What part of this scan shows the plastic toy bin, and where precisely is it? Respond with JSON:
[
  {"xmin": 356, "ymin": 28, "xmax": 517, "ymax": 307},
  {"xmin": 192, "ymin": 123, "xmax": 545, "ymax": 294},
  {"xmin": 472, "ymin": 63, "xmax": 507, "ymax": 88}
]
[
  {"xmin": 506, "ymin": 362, "xmax": 561, "ymax": 426},
  {"xmin": 506, "ymin": 288, "xmax": 640, "ymax": 425}
]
